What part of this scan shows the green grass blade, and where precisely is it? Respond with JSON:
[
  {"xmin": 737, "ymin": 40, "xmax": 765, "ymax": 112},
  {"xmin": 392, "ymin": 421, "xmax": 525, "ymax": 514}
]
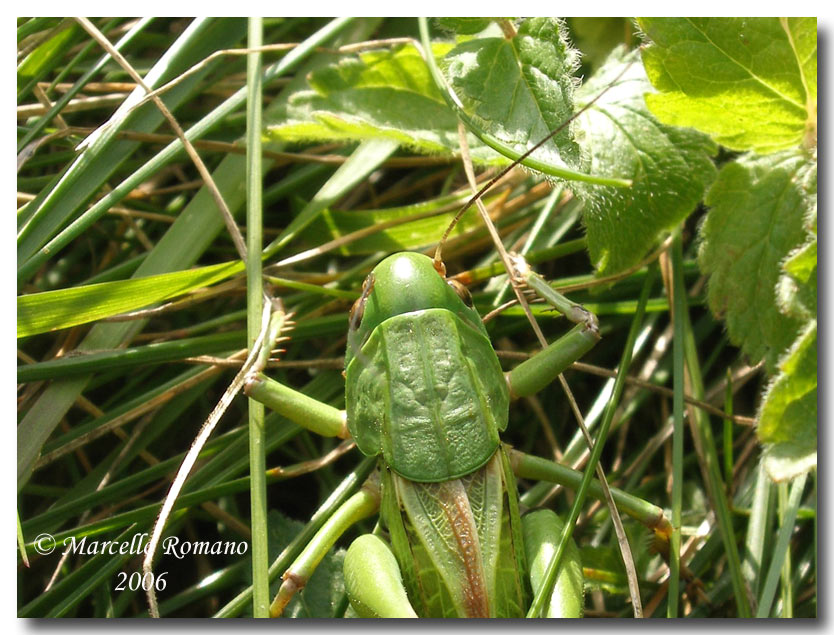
[
  {"xmin": 723, "ymin": 370, "xmax": 735, "ymax": 485},
  {"xmin": 756, "ymin": 473, "xmax": 808, "ymax": 617},
  {"xmin": 214, "ymin": 456, "xmax": 376, "ymax": 617},
  {"xmin": 17, "ymin": 510, "xmax": 29, "ymax": 568},
  {"xmin": 19, "ymin": 312, "xmax": 348, "ymax": 384},
  {"xmin": 17, "ymin": 331, "xmax": 245, "ymax": 383},
  {"xmin": 26, "ymin": 417, "xmax": 300, "ymax": 537},
  {"xmin": 18, "ymin": 18, "xmax": 244, "ymax": 274},
  {"xmin": 36, "ymin": 366, "xmax": 216, "ymax": 459},
  {"xmin": 667, "ymin": 232, "xmax": 686, "ymax": 616},
  {"xmin": 157, "ymin": 562, "xmax": 249, "ymax": 617},
  {"xmin": 18, "ymin": 526, "xmax": 137, "ymax": 617},
  {"xmin": 17, "ymin": 20, "xmax": 81, "ymax": 103},
  {"xmin": 18, "ymin": 18, "xmax": 356, "ymax": 285},
  {"xmin": 17, "ymin": 261, "xmax": 241, "ymax": 337},
  {"xmin": 17, "ymin": 19, "xmax": 356, "ymax": 491},
  {"xmin": 264, "ymin": 137, "xmax": 400, "ymax": 258},
  {"xmin": 743, "ymin": 461, "xmax": 774, "ymax": 599},
  {"xmin": 681, "ymin": 288, "xmax": 752, "ymax": 617},
  {"xmin": 17, "ymin": 18, "xmax": 153, "ymax": 153},
  {"xmin": 32, "ymin": 474, "xmax": 257, "ymax": 548},
  {"xmin": 778, "ymin": 482, "xmax": 794, "ymax": 617},
  {"xmin": 18, "ymin": 376, "xmax": 90, "ymax": 488},
  {"xmin": 17, "ymin": 17, "xmax": 62, "ymax": 42}
]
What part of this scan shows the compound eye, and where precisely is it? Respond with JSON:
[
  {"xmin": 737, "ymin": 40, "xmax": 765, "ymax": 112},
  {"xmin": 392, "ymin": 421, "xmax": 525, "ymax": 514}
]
[
  {"xmin": 349, "ymin": 272, "xmax": 375, "ymax": 332},
  {"xmin": 348, "ymin": 296, "xmax": 364, "ymax": 330},
  {"xmin": 446, "ymin": 278, "xmax": 474, "ymax": 308}
]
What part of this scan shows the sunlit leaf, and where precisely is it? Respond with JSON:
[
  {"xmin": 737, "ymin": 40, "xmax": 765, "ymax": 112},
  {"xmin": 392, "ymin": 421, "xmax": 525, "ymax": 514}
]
[
  {"xmin": 266, "ymin": 43, "xmax": 502, "ymax": 165},
  {"xmin": 639, "ymin": 17, "xmax": 817, "ymax": 153},
  {"xmin": 442, "ymin": 17, "xmax": 582, "ymax": 172}
]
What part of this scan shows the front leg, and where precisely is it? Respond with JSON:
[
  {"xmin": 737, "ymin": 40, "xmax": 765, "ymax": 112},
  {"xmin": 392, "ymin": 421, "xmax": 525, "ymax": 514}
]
[
  {"xmin": 505, "ymin": 254, "xmax": 601, "ymax": 398},
  {"xmin": 245, "ymin": 372, "xmax": 349, "ymax": 439}
]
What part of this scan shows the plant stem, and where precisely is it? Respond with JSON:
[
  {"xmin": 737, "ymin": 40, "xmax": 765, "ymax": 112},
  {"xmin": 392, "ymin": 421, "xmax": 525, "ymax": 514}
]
[
  {"xmin": 668, "ymin": 231, "xmax": 685, "ymax": 616},
  {"xmin": 246, "ymin": 17, "xmax": 269, "ymax": 617}
]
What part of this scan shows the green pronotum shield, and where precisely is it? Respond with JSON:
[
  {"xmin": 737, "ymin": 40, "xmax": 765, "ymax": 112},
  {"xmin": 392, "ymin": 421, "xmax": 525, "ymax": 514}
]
[{"xmin": 345, "ymin": 307, "xmax": 509, "ymax": 482}]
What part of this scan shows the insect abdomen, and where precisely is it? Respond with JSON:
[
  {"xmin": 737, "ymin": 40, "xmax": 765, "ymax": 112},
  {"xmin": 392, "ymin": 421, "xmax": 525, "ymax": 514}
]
[{"xmin": 382, "ymin": 450, "xmax": 528, "ymax": 617}]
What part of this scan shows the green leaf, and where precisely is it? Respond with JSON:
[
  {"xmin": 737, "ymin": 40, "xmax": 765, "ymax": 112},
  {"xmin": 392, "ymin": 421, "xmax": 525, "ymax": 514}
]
[
  {"xmin": 266, "ymin": 43, "xmax": 500, "ymax": 165},
  {"xmin": 442, "ymin": 17, "xmax": 582, "ymax": 172},
  {"xmin": 698, "ymin": 150, "xmax": 816, "ymax": 372},
  {"xmin": 638, "ymin": 17, "xmax": 817, "ymax": 153},
  {"xmin": 434, "ymin": 17, "xmax": 495, "ymax": 36},
  {"xmin": 573, "ymin": 48, "xmax": 718, "ymax": 275},
  {"xmin": 17, "ymin": 261, "xmax": 242, "ymax": 338},
  {"xmin": 760, "ymin": 210, "xmax": 817, "ymax": 482},
  {"xmin": 759, "ymin": 321, "xmax": 817, "ymax": 481},
  {"xmin": 777, "ymin": 221, "xmax": 817, "ymax": 320},
  {"xmin": 569, "ymin": 17, "xmax": 635, "ymax": 68}
]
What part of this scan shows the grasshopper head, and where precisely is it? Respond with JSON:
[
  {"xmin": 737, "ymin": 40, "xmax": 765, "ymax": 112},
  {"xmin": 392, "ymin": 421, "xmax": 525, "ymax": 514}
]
[{"xmin": 346, "ymin": 252, "xmax": 484, "ymax": 364}]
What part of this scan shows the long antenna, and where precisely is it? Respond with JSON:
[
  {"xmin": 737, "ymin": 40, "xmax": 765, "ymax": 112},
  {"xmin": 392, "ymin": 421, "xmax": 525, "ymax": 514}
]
[{"xmin": 433, "ymin": 59, "xmax": 634, "ymax": 270}]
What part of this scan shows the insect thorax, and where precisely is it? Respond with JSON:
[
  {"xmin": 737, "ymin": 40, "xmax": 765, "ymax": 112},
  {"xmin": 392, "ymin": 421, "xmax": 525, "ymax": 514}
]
[{"xmin": 345, "ymin": 307, "xmax": 509, "ymax": 482}]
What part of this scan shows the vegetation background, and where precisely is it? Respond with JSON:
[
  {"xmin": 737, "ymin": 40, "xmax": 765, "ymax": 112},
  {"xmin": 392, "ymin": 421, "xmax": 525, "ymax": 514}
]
[{"xmin": 16, "ymin": 17, "xmax": 816, "ymax": 617}]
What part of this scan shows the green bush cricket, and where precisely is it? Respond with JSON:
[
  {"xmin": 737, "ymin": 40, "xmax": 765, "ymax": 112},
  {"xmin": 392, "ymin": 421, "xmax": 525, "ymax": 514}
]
[
  {"xmin": 247, "ymin": 249, "xmax": 614, "ymax": 617},
  {"xmin": 132, "ymin": 25, "xmax": 674, "ymax": 618},
  {"xmin": 238, "ymin": 72, "xmax": 673, "ymax": 617}
]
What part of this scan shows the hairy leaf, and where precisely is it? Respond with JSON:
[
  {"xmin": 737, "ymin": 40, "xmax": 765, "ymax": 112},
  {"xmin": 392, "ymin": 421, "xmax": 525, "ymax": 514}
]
[
  {"xmin": 776, "ymin": 219, "xmax": 817, "ymax": 320},
  {"xmin": 573, "ymin": 48, "xmax": 717, "ymax": 275},
  {"xmin": 760, "ymin": 214, "xmax": 817, "ymax": 481},
  {"xmin": 266, "ymin": 43, "xmax": 501, "ymax": 165},
  {"xmin": 639, "ymin": 17, "xmax": 817, "ymax": 153},
  {"xmin": 698, "ymin": 150, "xmax": 816, "ymax": 372},
  {"xmin": 759, "ymin": 321, "xmax": 817, "ymax": 481},
  {"xmin": 442, "ymin": 17, "xmax": 582, "ymax": 172}
]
